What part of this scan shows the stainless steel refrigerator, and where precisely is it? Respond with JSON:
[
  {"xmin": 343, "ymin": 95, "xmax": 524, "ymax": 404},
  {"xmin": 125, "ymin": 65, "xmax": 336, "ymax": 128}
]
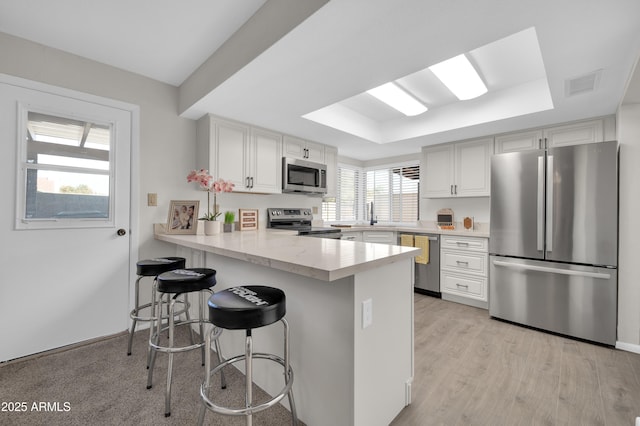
[{"xmin": 489, "ymin": 140, "xmax": 618, "ymax": 345}]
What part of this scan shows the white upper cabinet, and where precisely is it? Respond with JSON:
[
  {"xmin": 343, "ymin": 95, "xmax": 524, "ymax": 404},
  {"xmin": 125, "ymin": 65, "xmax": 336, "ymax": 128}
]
[
  {"xmin": 249, "ymin": 127, "xmax": 282, "ymax": 193},
  {"xmin": 494, "ymin": 117, "xmax": 612, "ymax": 153},
  {"xmin": 494, "ymin": 130, "xmax": 543, "ymax": 153},
  {"xmin": 421, "ymin": 138, "xmax": 493, "ymax": 198},
  {"xmin": 543, "ymin": 119, "xmax": 604, "ymax": 147},
  {"xmin": 283, "ymin": 135, "xmax": 325, "ymax": 163},
  {"xmin": 215, "ymin": 118, "xmax": 250, "ymax": 189},
  {"xmin": 197, "ymin": 115, "xmax": 281, "ymax": 194},
  {"xmin": 421, "ymin": 145, "xmax": 454, "ymax": 198}
]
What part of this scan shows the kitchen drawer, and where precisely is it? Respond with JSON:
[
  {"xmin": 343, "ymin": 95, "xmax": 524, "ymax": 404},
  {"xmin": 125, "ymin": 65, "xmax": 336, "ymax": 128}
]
[
  {"xmin": 441, "ymin": 235, "xmax": 488, "ymax": 252},
  {"xmin": 362, "ymin": 231, "xmax": 396, "ymax": 245},
  {"xmin": 341, "ymin": 231, "xmax": 362, "ymax": 242},
  {"xmin": 441, "ymin": 271, "xmax": 487, "ymax": 300},
  {"xmin": 441, "ymin": 249, "xmax": 488, "ymax": 276}
]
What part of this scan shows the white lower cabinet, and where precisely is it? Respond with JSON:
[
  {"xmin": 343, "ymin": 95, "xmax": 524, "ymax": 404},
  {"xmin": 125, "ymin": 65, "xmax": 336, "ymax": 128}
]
[
  {"xmin": 362, "ymin": 231, "xmax": 396, "ymax": 244},
  {"xmin": 441, "ymin": 273, "xmax": 485, "ymax": 298},
  {"xmin": 440, "ymin": 235, "xmax": 488, "ymax": 309},
  {"xmin": 341, "ymin": 231, "xmax": 362, "ymax": 242}
]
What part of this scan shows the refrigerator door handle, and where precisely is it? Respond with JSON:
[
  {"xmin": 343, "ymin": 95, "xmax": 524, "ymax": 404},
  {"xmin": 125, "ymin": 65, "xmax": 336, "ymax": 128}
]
[
  {"xmin": 492, "ymin": 260, "xmax": 611, "ymax": 280},
  {"xmin": 537, "ymin": 156, "xmax": 544, "ymax": 251},
  {"xmin": 546, "ymin": 155, "xmax": 554, "ymax": 253}
]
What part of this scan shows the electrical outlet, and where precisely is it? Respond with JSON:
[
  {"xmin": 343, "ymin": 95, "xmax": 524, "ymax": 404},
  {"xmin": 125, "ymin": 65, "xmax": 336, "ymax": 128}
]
[
  {"xmin": 312, "ymin": 206, "xmax": 318, "ymax": 214},
  {"xmin": 362, "ymin": 298, "xmax": 373, "ymax": 329},
  {"xmin": 147, "ymin": 193, "xmax": 157, "ymax": 206}
]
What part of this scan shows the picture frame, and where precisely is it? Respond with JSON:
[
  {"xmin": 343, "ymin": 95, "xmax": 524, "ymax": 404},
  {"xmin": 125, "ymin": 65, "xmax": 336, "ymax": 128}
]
[
  {"xmin": 166, "ymin": 200, "xmax": 199, "ymax": 234},
  {"xmin": 238, "ymin": 208, "xmax": 259, "ymax": 230}
]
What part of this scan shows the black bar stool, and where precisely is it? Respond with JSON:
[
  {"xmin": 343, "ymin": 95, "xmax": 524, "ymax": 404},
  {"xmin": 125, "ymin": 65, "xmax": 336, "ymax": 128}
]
[
  {"xmin": 147, "ymin": 268, "xmax": 225, "ymax": 417},
  {"xmin": 127, "ymin": 257, "xmax": 186, "ymax": 362},
  {"xmin": 198, "ymin": 285, "xmax": 298, "ymax": 426}
]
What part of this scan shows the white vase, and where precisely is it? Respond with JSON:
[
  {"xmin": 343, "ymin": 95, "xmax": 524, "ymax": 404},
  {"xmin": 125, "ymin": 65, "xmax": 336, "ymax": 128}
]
[{"xmin": 204, "ymin": 220, "xmax": 222, "ymax": 235}]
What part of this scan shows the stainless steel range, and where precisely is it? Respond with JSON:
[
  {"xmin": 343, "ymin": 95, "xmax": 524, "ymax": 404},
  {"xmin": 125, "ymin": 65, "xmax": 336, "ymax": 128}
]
[{"xmin": 267, "ymin": 208, "xmax": 342, "ymax": 239}]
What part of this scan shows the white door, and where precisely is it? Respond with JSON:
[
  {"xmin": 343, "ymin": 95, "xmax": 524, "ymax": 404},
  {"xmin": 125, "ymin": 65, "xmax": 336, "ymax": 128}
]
[{"xmin": 0, "ymin": 78, "xmax": 135, "ymax": 362}]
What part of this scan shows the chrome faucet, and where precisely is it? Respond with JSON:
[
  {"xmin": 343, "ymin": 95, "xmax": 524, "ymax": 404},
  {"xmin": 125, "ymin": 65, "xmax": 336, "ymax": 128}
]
[{"xmin": 369, "ymin": 202, "xmax": 377, "ymax": 225}]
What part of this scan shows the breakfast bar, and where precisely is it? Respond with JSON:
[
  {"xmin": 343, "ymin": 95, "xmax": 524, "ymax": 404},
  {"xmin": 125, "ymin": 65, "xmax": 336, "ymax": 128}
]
[{"xmin": 155, "ymin": 228, "xmax": 419, "ymax": 426}]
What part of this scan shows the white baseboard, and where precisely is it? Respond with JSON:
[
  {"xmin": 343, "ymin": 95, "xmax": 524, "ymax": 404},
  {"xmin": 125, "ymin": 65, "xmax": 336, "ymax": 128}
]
[{"xmin": 616, "ymin": 341, "xmax": 640, "ymax": 354}]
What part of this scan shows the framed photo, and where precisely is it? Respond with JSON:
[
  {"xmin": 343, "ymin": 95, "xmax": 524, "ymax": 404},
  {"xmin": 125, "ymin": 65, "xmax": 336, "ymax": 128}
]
[{"xmin": 166, "ymin": 200, "xmax": 199, "ymax": 234}]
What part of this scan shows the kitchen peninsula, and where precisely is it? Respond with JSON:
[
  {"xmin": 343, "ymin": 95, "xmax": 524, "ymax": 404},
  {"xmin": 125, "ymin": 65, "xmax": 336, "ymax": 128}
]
[{"xmin": 155, "ymin": 228, "xmax": 420, "ymax": 426}]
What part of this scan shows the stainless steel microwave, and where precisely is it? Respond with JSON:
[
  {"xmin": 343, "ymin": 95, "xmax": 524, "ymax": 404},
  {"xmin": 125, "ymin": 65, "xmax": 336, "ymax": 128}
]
[{"xmin": 282, "ymin": 157, "xmax": 327, "ymax": 194}]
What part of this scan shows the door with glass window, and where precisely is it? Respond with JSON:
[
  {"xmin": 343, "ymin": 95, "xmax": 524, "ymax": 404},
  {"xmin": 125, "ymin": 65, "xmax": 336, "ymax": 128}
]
[{"xmin": 0, "ymin": 79, "xmax": 133, "ymax": 362}]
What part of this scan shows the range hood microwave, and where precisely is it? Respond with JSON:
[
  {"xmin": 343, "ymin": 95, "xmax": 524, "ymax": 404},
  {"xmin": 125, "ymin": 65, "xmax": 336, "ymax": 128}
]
[{"xmin": 282, "ymin": 157, "xmax": 327, "ymax": 195}]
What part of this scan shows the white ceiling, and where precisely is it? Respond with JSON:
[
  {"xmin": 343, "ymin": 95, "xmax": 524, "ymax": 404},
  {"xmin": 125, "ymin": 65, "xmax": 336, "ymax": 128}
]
[{"xmin": 1, "ymin": 0, "xmax": 639, "ymax": 161}]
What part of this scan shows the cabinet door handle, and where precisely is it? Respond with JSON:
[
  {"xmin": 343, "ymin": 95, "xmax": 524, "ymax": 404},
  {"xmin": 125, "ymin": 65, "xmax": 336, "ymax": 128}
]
[
  {"xmin": 245, "ymin": 177, "xmax": 250, "ymax": 188},
  {"xmin": 450, "ymin": 184, "xmax": 454, "ymax": 195},
  {"xmin": 454, "ymin": 184, "xmax": 457, "ymax": 195},
  {"xmin": 456, "ymin": 260, "xmax": 469, "ymax": 266},
  {"xmin": 250, "ymin": 177, "xmax": 254, "ymax": 188}
]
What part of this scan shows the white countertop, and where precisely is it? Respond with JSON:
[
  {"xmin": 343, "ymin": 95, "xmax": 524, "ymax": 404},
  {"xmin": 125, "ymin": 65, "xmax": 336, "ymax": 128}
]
[{"xmin": 155, "ymin": 228, "xmax": 421, "ymax": 282}]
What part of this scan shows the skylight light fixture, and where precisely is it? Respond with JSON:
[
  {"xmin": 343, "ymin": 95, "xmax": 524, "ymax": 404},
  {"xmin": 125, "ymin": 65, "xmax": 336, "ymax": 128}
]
[
  {"xmin": 429, "ymin": 54, "xmax": 487, "ymax": 100},
  {"xmin": 366, "ymin": 82, "xmax": 427, "ymax": 116}
]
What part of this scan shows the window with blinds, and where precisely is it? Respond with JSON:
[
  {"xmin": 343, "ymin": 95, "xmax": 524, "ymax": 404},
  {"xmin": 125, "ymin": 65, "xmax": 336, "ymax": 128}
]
[
  {"xmin": 323, "ymin": 162, "xmax": 419, "ymax": 223},
  {"xmin": 366, "ymin": 164, "xmax": 419, "ymax": 223},
  {"xmin": 322, "ymin": 164, "xmax": 361, "ymax": 221}
]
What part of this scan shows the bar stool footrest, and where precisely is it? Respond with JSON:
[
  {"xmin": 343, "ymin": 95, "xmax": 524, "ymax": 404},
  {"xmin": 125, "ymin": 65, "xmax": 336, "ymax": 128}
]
[
  {"xmin": 200, "ymin": 352, "xmax": 294, "ymax": 417},
  {"xmin": 130, "ymin": 299, "xmax": 190, "ymax": 322},
  {"xmin": 149, "ymin": 320, "xmax": 206, "ymax": 354}
]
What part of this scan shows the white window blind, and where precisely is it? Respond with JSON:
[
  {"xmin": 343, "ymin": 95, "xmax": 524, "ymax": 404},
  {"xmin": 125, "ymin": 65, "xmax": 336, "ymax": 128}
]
[
  {"xmin": 322, "ymin": 164, "xmax": 361, "ymax": 221},
  {"xmin": 337, "ymin": 166, "xmax": 360, "ymax": 220},
  {"xmin": 366, "ymin": 163, "xmax": 419, "ymax": 223},
  {"xmin": 323, "ymin": 162, "xmax": 419, "ymax": 223}
]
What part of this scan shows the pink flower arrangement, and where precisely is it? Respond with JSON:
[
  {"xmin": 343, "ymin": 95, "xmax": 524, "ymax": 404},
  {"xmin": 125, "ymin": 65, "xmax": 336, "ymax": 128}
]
[{"xmin": 187, "ymin": 169, "xmax": 234, "ymax": 220}]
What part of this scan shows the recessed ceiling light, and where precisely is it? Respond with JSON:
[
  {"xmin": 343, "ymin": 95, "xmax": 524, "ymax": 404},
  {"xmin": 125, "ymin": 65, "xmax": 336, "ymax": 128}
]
[
  {"xmin": 429, "ymin": 54, "xmax": 487, "ymax": 100},
  {"xmin": 366, "ymin": 82, "xmax": 428, "ymax": 116}
]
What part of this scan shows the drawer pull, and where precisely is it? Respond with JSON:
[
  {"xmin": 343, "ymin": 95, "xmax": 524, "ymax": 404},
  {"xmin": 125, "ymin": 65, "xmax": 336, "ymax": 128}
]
[
  {"xmin": 456, "ymin": 283, "xmax": 469, "ymax": 289},
  {"xmin": 456, "ymin": 242, "xmax": 469, "ymax": 247},
  {"xmin": 456, "ymin": 260, "xmax": 469, "ymax": 266}
]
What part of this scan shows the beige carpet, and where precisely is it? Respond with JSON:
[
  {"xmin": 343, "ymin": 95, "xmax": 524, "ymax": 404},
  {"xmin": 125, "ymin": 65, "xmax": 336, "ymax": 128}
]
[{"xmin": 0, "ymin": 327, "xmax": 299, "ymax": 425}]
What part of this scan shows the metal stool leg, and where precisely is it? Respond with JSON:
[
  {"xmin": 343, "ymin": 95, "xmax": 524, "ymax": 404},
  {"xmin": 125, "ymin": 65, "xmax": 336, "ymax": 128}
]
[
  {"xmin": 146, "ymin": 279, "xmax": 158, "ymax": 369},
  {"xmin": 183, "ymin": 293, "xmax": 196, "ymax": 345},
  {"xmin": 146, "ymin": 290, "xmax": 163, "ymax": 389},
  {"xmin": 127, "ymin": 275, "xmax": 144, "ymax": 355},
  {"xmin": 245, "ymin": 330, "xmax": 253, "ymax": 426},
  {"xmin": 282, "ymin": 318, "xmax": 298, "ymax": 426},
  {"xmin": 199, "ymin": 291, "xmax": 206, "ymax": 366},
  {"xmin": 198, "ymin": 325, "xmax": 226, "ymax": 425},
  {"xmin": 164, "ymin": 295, "xmax": 178, "ymax": 417}
]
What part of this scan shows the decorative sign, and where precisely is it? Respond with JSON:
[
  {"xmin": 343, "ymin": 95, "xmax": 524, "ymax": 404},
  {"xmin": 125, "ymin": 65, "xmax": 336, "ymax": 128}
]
[{"xmin": 239, "ymin": 209, "xmax": 259, "ymax": 231}]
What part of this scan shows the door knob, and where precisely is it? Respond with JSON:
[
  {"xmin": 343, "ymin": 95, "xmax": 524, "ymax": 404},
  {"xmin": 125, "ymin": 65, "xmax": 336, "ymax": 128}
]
[{"xmin": 117, "ymin": 228, "xmax": 127, "ymax": 236}]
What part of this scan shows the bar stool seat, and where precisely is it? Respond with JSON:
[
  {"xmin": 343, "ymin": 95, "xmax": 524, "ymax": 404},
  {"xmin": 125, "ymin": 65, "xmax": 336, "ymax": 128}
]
[
  {"xmin": 198, "ymin": 285, "xmax": 297, "ymax": 426},
  {"xmin": 147, "ymin": 268, "xmax": 223, "ymax": 417},
  {"xmin": 127, "ymin": 257, "xmax": 186, "ymax": 358}
]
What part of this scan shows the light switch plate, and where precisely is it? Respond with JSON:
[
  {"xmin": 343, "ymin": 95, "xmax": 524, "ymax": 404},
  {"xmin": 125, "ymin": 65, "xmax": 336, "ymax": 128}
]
[
  {"xmin": 362, "ymin": 298, "xmax": 373, "ymax": 329},
  {"xmin": 147, "ymin": 193, "xmax": 157, "ymax": 206}
]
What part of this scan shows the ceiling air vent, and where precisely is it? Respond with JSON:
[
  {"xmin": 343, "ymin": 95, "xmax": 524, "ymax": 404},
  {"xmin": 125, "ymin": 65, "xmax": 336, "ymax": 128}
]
[{"xmin": 565, "ymin": 70, "xmax": 602, "ymax": 97}]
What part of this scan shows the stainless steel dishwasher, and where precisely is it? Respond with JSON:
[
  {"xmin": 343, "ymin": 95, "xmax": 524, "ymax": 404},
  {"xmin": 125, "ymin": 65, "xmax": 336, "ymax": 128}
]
[{"xmin": 399, "ymin": 233, "xmax": 440, "ymax": 297}]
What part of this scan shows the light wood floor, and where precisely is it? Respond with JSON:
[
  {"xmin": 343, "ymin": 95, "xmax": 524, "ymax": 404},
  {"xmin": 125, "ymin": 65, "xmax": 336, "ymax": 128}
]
[{"xmin": 391, "ymin": 293, "xmax": 640, "ymax": 426}]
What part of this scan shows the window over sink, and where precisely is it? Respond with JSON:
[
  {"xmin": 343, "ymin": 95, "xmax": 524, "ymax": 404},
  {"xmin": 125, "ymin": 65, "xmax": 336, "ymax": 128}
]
[{"xmin": 322, "ymin": 161, "xmax": 419, "ymax": 223}]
